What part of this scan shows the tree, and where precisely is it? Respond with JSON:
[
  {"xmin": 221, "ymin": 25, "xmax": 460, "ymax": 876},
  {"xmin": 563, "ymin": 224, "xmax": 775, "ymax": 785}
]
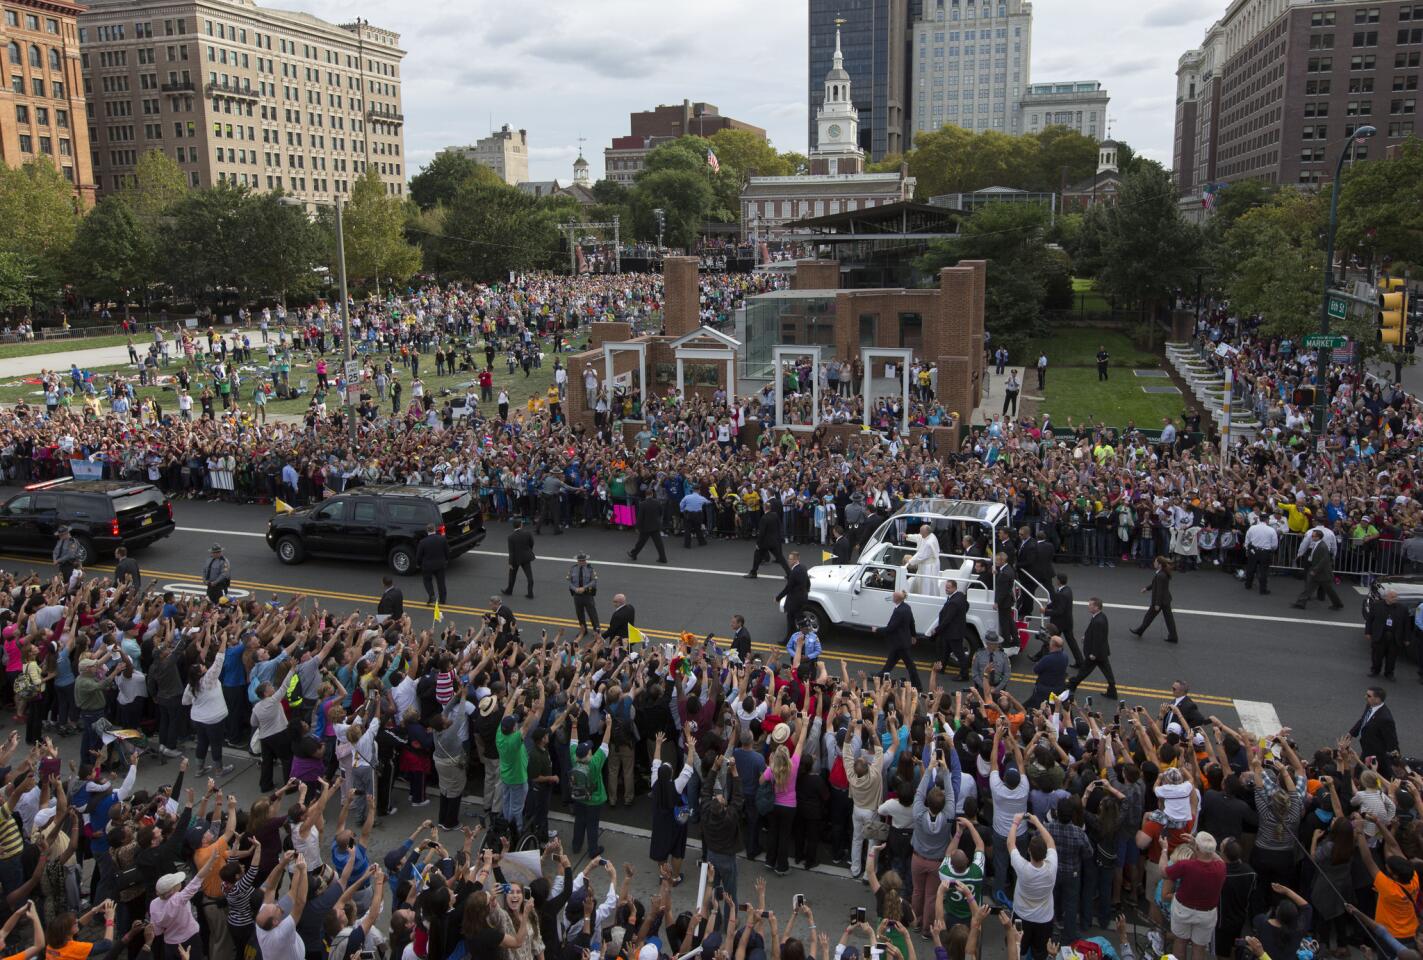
[
  {"xmin": 1033, "ymin": 126, "xmax": 1100, "ymax": 193},
  {"xmin": 917, "ymin": 202, "xmax": 1059, "ymax": 353},
  {"xmin": 337, "ymin": 168, "xmax": 421, "ymax": 288},
  {"xmin": 236, "ymin": 192, "xmax": 325, "ymax": 304},
  {"xmin": 1092, "ymin": 165, "xmax": 1202, "ymax": 319},
  {"xmin": 121, "ymin": 150, "xmax": 189, "ymax": 229},
  {"xmin": 440, "ymin": 180, "xmax": 562, "ymax": 281},
  {"xmin": 409, "ymin": 151, "xmax": 501, "ymax": 211},
  {"xmin": 156, "ymin": 183, "xmax": 249, "ymax": 304},
  {"xmin": 905, "ymin": 127, "xmax": 1040, "ymax": 199},
  {"xmin": 631, "ymin": 169, "xmax": 717, "ymax": 249},
  {"xmin": 707, "ymin": 129, "xmax": 792, "ymax": 178},
  {"xmin": 1220, "ymin": 189, "xmax": 1325, "ymax": 339},
  {"xmin": 67, "ymin": 196, "xmax": 153, "ymax": 312},
  {"xmin": 1337, "ymin": 136, "xmax": 1423, "ymax": 270},
  {"xmin": 0, "ymin": 159, "xmax": 79, "ymax": 304}
]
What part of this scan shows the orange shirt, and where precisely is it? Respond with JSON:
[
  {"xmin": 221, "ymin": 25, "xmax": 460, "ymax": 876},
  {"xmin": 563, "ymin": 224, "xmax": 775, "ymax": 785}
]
[
  {"xmin": 984, "ymin": 707, "xmax": 1027, "ymax": 734},
  {"xmin": 45, "ymin": 942, "xmax": 95, "ymax": 960},
  {"xmin": 1373, "ymin": 870, "xmax": 1420, "ymax": 940},
  {"xmin": 193, "ymin": 838, "xmax": 229, "ymax": 899}
]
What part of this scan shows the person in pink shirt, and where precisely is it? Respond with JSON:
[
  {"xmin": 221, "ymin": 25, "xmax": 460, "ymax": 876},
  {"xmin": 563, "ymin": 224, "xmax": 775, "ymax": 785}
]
[
  {"xmin": 148, "ymin": 839, "xmax": 222, "ymax": 960},
  {"xmin": 761, "ymin": 686, "xmax": 817, "ymax": 876}
]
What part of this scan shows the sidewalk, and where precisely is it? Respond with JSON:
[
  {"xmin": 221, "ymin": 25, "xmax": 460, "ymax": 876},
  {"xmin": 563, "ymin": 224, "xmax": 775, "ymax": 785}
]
[
  {"xmin": 971, "ymin": 365, "xmax": 1032, "ymax": 425},
  {"xmin": 0, "ymin": 330, "xmax": 259, "ymax": 379}
]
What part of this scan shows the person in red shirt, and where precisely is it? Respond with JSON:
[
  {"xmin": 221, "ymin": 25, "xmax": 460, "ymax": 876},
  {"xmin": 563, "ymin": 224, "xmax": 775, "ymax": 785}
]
[{"xmin": 1164, "ymin": 832, "xmax": 1228, "ymax": 960}]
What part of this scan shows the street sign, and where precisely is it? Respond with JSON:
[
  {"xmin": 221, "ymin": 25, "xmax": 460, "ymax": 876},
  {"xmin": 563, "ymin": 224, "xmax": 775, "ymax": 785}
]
[
  {"xmin": 1304, "ymin": 333, "xmax": 1348, "ymax": 349},
  {"xmin": 344, "ymin": 360, "xmax": 361, "ymax": 381},
  {"xmin": 1327, "ymin": 297, "xmax": 1348, "ymax": 320}
]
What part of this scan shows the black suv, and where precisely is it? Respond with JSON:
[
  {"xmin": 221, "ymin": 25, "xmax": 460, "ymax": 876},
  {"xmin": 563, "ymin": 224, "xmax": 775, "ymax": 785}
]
[
  {"xmin": 266, "ymin": 484, "xmax": 486, "ymax": 574},
  {"xmin": 0, "ymin": 479, "xmax": 175, "ymax": 562}
]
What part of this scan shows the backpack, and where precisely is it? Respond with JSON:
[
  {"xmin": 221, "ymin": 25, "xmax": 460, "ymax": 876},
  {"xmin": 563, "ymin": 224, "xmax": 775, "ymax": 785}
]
[
  {"xmin": 571, "ymin": 758, "xmax": 595, "ymax": 802},
  {"xmin": 12, "ymin": 671, "xmax": 37, "ymax": 702},
  {"xmin": 609, "ymin": 700, "xmax": 635, "ymax": 748},
  {"xmin": 755, "ymin": 778, "xmax": 776, "ymax": 816}
]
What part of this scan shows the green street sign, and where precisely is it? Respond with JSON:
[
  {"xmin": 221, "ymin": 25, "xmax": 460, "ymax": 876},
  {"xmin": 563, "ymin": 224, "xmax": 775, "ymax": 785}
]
[
  {"xmin": 1327, "ymin": 297, "xmax": 1348, "ymax": 320},
  {"xmin": 1304, "ymin": 333, "xmax": 1348, "ymax": 349}
]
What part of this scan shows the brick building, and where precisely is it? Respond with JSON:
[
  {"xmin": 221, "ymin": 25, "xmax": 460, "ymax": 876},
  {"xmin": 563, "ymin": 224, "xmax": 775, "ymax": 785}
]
[
  {"xmin": 603, "ymin": 100, "xmax": 765, "ymax": 185},
  {"xmin": 1174, "ymin": 0, "xmax": 1422, "ymax": 210},
  {"xmin": 0, "ymin": 0, "xmax": 94, "ymax": 203}
]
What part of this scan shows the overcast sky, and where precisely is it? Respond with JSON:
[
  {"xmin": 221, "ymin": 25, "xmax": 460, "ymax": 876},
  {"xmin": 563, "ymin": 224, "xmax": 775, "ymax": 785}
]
[{"xmin": 294, "ymin": 0, "xmax": 1224, "ymax": 183}]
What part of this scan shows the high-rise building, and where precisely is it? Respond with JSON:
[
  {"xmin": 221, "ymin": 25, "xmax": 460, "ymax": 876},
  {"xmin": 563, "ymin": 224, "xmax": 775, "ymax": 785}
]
[
  {"xmin": 808, "ymin": 0, "xmax": 906, "ymax": 160},
  {"xmin": 449, "ymin": 123, "xmax": 527, "ymax": 186},
  {"xmin": 0, "ymin": 0, "xmax": 95, "ymax": 203},
  {"xmin": 1174, "ymin": 0, "xmax": 1421, "ymax": 214},
  {"xmin": 603, "ymin": 100, "xmax": 764, "ymax": 185},
  {"xmin": 79, "ymin": 0, "xmax": 406, "ymax": 204},
  {"xmin": 1020, "ymin": 81, "xmax": 1109, "ymax": 140},
  {"xmin": 907, "ymin": 0, "xmax": 1032, "ymax": 142}
]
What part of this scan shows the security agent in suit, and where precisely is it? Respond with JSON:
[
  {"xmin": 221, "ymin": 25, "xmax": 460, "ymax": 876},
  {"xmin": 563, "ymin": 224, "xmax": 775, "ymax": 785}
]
[
  {"xmin": 929, "ymin": 579, "xmax": 970, "ymax": 680},
  {"xmin": 874, "ymin": 590, "xmax": 922, "ymax": 689},
  {"xmin": 627, "ymin": 495, "xmax": 668, "ymax": 564},
  {"xmin": 1365, "ymin": 588, "xmax": 1408, "ymax": 679},
  {"xmin": 568, "ymin": 553, "xmax": 599, "ymax": 636},
  {"xmin": 503, "ymin": 518, "xmax": 536, "ymax": 598},
  {"xmin": 1348, "ymin": 686, "xmax": 1399, "ymax": 778},
  {"xmin": 829, "ymin": 526, "xmax": 854, "ymax": 565},
  {"xmin": 1169, "ymin": 680, "xmax": 1206, "ymax": 729},
  {"xmin": 487, "ymin": 594, "xmax": 518, "ymax": 643},
  {"xmin": 1068, "ymin": 597, "xmax": 1117, "ymax": 700},
  {"xmin": 776, "ymin": 551, "xmax": 811, "ymax": 639},
  {"xmin": 1035, "ymin": 574, "xmax": 1083, "ymax": 667},
  {"xmin": 377, "ymin": 575, "xmax": 404, "ymax": 623},
  {"xmin": 1025, "ymin": 631, "xmax": 1069, "ymax": 709},
  {"xmin": 991, "ymin": 552, "xmax": 1017, "ymax": 647},
  {"xmin": 1129, "ymin": 556, "xmax": 1180, "ymax": 643},
  {"xmin": 414, "ymin": 524, "xmax": 450, "ymax": 605},
  {"xmin": 112, "ymin": 546, "xmax": 141, "ymax": 590},
  {"xmin": 746, "ymin": 503, "xmax": 792, "ymax": 579},
  {"xmin": 603, "ymin": 593, "xmax": 635, "ymax": 642},
  {"xmin": 729, "ymin": 614, "xmax": 752, "ymax": 663},
  {"xmin": 1292, "ymin": 528, "xmax": 1344, "ymax": 610}
]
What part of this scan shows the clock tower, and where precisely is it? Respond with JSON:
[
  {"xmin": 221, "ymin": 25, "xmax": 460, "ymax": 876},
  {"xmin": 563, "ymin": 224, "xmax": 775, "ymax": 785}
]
[{"xmin": 811, "ymin": 18, "xmax": 864, "ymax": 176}]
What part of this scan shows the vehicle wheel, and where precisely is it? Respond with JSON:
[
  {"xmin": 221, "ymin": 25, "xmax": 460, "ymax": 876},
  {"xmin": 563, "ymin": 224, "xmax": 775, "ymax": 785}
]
[
  {"xmin": 388, "ymin": 544, "xmax": 415, "ymax": 575},
  {"xmin": 71, "ymin": 535, "xmax": 97, "ymax": 565},
  {"xmin": 275, "ymin": 536, "xmax": 305, "ymax": 565},
  {"xmin": 801, "ymin": 602, "xmax": 830, "ymax": 637}
]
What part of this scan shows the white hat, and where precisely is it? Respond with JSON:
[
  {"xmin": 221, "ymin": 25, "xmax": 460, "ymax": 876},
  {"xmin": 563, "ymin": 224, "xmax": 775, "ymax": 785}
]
[
  {"xmin": 156, "ymin": 872, "xmax": 187, "ymax": 896},
  {"xmin": 32, "ymin": 807, "xmax": 56, "ymax": 831}
]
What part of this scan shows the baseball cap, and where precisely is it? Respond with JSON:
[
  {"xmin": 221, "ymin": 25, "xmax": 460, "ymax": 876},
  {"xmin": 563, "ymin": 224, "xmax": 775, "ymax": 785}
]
[{"xmin": 156, "ymin": 872, "xmax": 186, "ymax": 896}]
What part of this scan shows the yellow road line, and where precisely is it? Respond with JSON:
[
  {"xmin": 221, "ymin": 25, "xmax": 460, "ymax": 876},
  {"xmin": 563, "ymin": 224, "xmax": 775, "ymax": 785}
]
[{"xmin": 17, "ymin": 555, "xmax": 1236, "ymax": 707}]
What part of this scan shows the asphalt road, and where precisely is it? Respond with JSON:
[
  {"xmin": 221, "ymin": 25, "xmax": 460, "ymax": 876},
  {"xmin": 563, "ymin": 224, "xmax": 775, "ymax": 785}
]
[{"xmin": 10, "ymin": 496, "xmax": 1407, "ymax": 755}]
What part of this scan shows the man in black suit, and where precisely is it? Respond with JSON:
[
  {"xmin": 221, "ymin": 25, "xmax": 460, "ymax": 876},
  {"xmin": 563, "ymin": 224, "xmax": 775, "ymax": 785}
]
[
  {"xmin": 1025, "ymin": 632, "xmax": 1069, "ymax": 709},
  {"xmin": 1068, "ymin": 597, "xmax": 1117, "ymax": 700},
  {"xmin": 1365, "ymin": 588, "xmax": 1408, "ymax": 679},
  {"xmin": 1348, "ymin": 686, "xmax": 1399, "ymax": 777},
  {"xmin": 829, "ymin": 526, "xmax": 854, "ymax": 565},
  {"xmin": 992, "ymin": 552, "xmax": 1017, "ymax": 647},
  {"xmin": 930, "ymin": 579, "xmax": 970, "ymax": 680},
  {"xmin": 729, "ymin": 614, "xmax": 752, "ymax": 663},
  {"xmin": 874, "ymin": 590, "xmax": 922, "ymax": 688},
  {"xmin": 746, "ymin": 505, "xmax": 791, "ymax": 579},
  {"xmin": 504, "ymin": 518, "xmax": 536, "ymax": 598},
  {"xmin": 776, "ymin": 551, "xmax": 811, "ymax": 639},
  {"xmin": 487, "ymin": 594, "xmax": 518, "ymax": 642},
  {"xmin": 113, "ymin": 546, "xmax": 141, "ymax": 591},
  {"xmin": 1040, "ymin": 574, "xmax": 1083, "ymax": 668},
  {"xmin": 1168, "ymin": 680, "xmax": 1206, "ymax": 729},
  {"xmin": 377, "ymin": 575, "xmax": 404, "ymax": 623},
  {"xmin": 415, "ymin": 523, "xmax": 449, "ymax": 605},
  {"xmin": 603, "ymin": 593, "xmax": 636, "ymax": 643},
  {"xmin": 627, "ymin": 495, "xmax": 668, "ymax": 564}
]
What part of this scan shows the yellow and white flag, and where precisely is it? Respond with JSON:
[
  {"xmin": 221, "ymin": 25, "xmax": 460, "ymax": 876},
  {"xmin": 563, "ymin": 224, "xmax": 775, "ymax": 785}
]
[
  {"xmin": 274, "ymin": 498, "xmax": 294, "ymax": 514},
  {"xmin": 627, "ymin": 624, "xmax": 645, "ymax": 645},
  {"xmin": 822, "ymin": 550, "xmax": 834, "ymax": 562},
  {"xmin": 432, "ymin": 601, "xmax": 443, "ymax": 622}
]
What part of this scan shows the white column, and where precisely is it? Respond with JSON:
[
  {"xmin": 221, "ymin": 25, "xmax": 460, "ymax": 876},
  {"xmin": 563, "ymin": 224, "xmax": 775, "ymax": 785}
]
[
  {"xmin": 901, "ymin": 361, "xmax": 910, "ymax": 435},
  {"xmin": 603, "ymin": 350, "xmax": 614, "ymax": 403},
  {"xmin": 676, "ymin": 355, "xmax": 685, "ymax": 399},
  {"xmin": 726, "ymin": 354, "xmax": 736, "ymax": 400}
]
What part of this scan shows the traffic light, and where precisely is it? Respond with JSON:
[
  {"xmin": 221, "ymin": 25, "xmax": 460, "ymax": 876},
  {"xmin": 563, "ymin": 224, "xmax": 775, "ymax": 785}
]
[{"xmin": 1379, "ymin": 276, "xmax": 1407, "ymax": 346}]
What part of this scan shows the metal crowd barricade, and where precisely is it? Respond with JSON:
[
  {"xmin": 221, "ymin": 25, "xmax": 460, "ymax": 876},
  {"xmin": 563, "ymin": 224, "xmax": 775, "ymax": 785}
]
[{"xmin": 1270, "ymin": 531, "xmax": 1410, "ymax": 580}]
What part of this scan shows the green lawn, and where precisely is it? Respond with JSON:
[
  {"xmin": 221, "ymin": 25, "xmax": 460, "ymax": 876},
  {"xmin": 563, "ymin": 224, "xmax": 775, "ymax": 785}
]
[
  {"xmin": 1071, "ymin": 277, "xmax": 1111, "ymax": 315},
  {"xmin": 1035, "ymin": 366, "xmax": 1187, "ymax": 430},
  {"xmin": 0, "ymin": 340, "xmax": 585, "ymax": 417},
  {"xmin": 0, "ymin": 331, "xmax": 143, "ymax": 360},
  {"xmin": 1025, "ymin": 327, "xmax": 1159, "ymax": 369}
]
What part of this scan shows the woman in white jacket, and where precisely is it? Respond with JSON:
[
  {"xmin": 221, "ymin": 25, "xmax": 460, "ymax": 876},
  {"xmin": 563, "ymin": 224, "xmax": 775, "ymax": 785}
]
[{"xmin": 183, "ymin": 640, "xmax": 233, "ymax": 776}]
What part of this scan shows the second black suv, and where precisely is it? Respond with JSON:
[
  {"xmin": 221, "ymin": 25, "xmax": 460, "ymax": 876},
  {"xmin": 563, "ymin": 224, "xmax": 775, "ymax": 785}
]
[
  {"xmin": 0, "ymin": 479, "xmax": 175, "ymax": 562},
  {"xmin": 266, "ymin": 484, "xmax": 486, "ymax": 574}
]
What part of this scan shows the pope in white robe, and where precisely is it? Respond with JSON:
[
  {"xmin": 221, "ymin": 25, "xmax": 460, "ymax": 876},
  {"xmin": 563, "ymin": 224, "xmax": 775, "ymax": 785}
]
[{"xmin": 906, "ymin": 524, "xmax": 943, "ymax": 596}]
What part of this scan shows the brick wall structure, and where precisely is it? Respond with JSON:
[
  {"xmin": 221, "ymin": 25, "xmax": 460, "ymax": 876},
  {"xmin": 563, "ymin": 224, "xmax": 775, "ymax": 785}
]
[
  {"xmin": 663, "ymin": 256, "xmax": 700, "ymax": 337},
  {"xmin": 792, "ymin": 260, "xmax": 840, "ymax": 291}
]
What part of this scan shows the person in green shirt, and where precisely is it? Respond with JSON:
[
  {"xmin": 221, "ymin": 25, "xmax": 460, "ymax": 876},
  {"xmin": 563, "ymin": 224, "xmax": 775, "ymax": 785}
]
[
  {"xmin": 567, "ymin": 710, "xmax": 613, "ymax": 856},
  {"xmin": 525, "ymin": 726, "xmax": 559, "ymax": 844},
  {"xmin": 938, "ymin": 818, "xmax": 987, "ymax": 928},
  {"xmin": 495, "ymin": 684, "xmax": 544, "ymax": 832}
]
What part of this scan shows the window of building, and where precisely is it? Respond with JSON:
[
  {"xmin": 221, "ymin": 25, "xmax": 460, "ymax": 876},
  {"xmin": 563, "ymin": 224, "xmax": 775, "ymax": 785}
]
[
  {"xmin": 1309, "ymin": 33, "xmax": 1334, "ymax": 49},
  {"xmin": 1311, "ymin": 11, "xmax": 1336, "ymax": 26},
  {"xmin": 27, "ymin": 44, "xmax": 39, "ymax": 67},
  {"xmin": 18, "ymin": 134, "xmax": 31, "ymax": 152},
  {"xmin": 1350, "ymin": 54, "xmax": 1376, "ymax": 69},
  {"xmin": 44, "ymin": 18, "xmax": 57, "ymax": 34},
  {"xmin": 1399, "ymin": 27, "xmax": 1423, "ymax": 43},
  {"xmin": 1354, "ymin": 30, "xmax": 1379, "ymax": 46},
  {"xmin": 1306, "ymin": 79, "xmax": 1333, "ymax": 94},
  {"xmin": 1354, "ymin": 7, "xmax": 1380, "ymax": 23},
  {"xmin": 14, "ymin": 105, "xmax": 27, "ymax": 124},
  {"xmin": 1350, "ymin": 77, "xmax": 1376, "ymax": 92},
  {"xmin": 1388, "ymin": 120, "xmax": 1414, "ymax": 136},
  {"xmin": 1307, "ymin": 56, "xmax": 1333, "ymax": 72},
  {"xmin": 24, "ymin": 14, "xmax": 36, "ymax": 30},
  {"xmin": 1395, "ymin": 74, "xmax": 1420, "ymax": 91},
  {"xmin": 1391, "ymin": 97, "xmax": 1416, "ymax": 113},
  {"xmin": 2, "ymin": 12, "xmax": 15, "ymax": 27}
]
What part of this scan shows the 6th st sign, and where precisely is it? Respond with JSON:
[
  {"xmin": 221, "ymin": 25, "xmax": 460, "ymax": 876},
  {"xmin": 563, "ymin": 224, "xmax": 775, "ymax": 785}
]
[{"xmin": 1327, "ymin": 297, "xmax": 1348, "ymax": 321}]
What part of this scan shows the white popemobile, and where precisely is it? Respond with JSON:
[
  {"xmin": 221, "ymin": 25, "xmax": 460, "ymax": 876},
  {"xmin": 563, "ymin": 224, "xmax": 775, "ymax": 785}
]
[{"xmin": 783, "ymin": 498, "xmax": 1050, "ymax": 657}]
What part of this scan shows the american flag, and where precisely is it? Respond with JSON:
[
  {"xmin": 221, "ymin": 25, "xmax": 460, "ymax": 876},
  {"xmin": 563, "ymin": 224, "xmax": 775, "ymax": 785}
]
[{"xmin": 706, "ymin": 148, "xmax": 720, "ymax": 174}]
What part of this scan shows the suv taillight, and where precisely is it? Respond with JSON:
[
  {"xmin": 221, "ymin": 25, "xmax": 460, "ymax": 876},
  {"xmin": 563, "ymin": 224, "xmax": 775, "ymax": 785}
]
[
  {"xmin": 165, "ymin": 502, "xmax": 173, "ymax": 520},
  {"xmin": 110, "ymin": 518, "xmax": 120, "ymax": 537},
  {"xmin": 437, "ymin": 524, "xmax": 446, "ymax": 536}
]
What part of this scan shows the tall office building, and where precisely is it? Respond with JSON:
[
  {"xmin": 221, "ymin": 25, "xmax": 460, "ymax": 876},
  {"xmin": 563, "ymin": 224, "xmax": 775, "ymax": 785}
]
[
  {"xmin": 0, "ymin": 0, "xmax": 95, "ymax": 203},
  {"xmin": 908, "ymin": 0, "xmax": 1032, "ymax": 142},
  {"xmin": 808, "ymin": 0, "xmax": 906, "ymax": 161},
  {"xmin": 449, "ymin": 123, "xmax": 528, "ymax": 185},
  {"xmin": 1174, "ymin": 0, "xmax": 1421, "ymax": 215},
  {"xmin": 79, "ymin": 0, "xmax": 406, "ymax": 204},
  {"xmin": 1020, "ymin": 81, "xmax": 1109, "ymax": 139}
]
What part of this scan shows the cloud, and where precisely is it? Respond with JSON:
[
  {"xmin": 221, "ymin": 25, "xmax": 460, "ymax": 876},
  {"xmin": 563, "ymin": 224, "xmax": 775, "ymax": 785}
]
[
  {"xmin": 1142, "ymin": 3, "xmax": 1214, "ymax": 29},
  {"xmin": 523, "ymin": 32, "xmax": 687, "ymax": 79},
  {"xmin": 1106, "ymin": 58, "xmax": 1160, "ymax": 77}
]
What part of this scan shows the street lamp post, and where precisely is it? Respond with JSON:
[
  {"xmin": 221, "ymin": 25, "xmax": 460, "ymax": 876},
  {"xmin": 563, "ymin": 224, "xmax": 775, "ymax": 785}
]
[
  {"xmin": 1312, "ymin": 125, "xmax": 1375, "ymax": 436},
  {"xmin": 281, "ymin": 196, "xmax": 355, "ymax": 449}
]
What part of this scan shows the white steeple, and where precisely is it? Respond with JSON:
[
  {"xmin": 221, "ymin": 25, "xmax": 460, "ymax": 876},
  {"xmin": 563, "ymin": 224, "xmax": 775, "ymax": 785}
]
[
  {"xmin": 573, "ymin": 151, "xmax": 590, "ymax": 186},
  {"xmin": 813, "ymin": 15, "xmax": 863, "ymax": 174}
]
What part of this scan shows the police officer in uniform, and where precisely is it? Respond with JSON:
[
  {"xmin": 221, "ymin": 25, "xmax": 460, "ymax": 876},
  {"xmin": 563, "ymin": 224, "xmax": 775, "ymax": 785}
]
[
  {"xmin": 204, "ymin": 544, "xmax": 231, "ymax": 603},
  {"xmin": 1243, "ymin": 513, "xmax": 1279, "ymax": 594},
  {"xmin": 569, "ymin": 553, "xmax": 600, "ymax": 637}
]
